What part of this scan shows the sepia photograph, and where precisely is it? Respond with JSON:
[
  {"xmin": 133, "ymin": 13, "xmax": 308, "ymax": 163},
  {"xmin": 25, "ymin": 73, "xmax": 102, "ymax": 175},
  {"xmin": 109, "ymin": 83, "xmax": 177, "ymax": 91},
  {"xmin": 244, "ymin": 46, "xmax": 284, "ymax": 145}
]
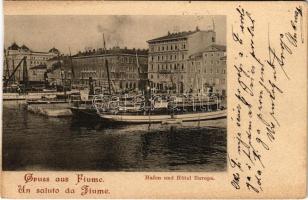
[
  {"xmin": 1, "ymin": 1, "xmax": 307, "ymax": 199},
  {"xmin": 3, "ymin": 15, "xmax": 227, "ymax": 172}
]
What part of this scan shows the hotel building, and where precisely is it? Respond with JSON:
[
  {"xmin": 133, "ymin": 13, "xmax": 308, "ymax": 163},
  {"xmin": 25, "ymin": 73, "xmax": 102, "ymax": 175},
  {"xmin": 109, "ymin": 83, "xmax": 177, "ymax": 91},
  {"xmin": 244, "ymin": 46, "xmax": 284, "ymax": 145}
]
[{"xmin": 147, "ymin": 27, "xmax": 217, "ymax": 94}]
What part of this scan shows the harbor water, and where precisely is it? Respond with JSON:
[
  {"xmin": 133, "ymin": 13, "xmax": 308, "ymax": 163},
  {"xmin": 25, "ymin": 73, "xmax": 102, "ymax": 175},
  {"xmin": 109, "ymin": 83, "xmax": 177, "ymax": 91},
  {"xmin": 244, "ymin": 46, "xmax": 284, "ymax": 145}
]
[{"xmin": 2, "ymin": 101, "xmax": 227, "ymax": 171}]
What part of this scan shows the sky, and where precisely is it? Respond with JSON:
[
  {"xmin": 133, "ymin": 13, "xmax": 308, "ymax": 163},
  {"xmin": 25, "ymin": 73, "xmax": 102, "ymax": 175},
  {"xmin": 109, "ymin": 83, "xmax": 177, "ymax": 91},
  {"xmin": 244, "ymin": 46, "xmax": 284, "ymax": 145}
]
[{"xmin": 5, "ymin": 15, "xmax": 226, "ymax": 54}]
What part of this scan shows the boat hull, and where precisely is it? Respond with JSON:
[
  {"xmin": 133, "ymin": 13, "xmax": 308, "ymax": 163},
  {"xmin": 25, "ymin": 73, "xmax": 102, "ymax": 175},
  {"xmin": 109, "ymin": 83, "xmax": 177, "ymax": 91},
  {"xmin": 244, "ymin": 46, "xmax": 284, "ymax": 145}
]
[
  {"xmin": 99, "ymin": 109, "xmax": 226, "ymax": 124},
  {"xmin": 70, "ymin": 106, "xmax": 100, "ymax": 120}
]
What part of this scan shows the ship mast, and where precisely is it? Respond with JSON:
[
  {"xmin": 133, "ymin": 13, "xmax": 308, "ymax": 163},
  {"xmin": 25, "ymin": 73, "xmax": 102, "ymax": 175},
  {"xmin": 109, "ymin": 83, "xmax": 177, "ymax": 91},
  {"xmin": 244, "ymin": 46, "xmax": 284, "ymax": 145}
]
[
  {"xmin": 4, "ymin": 50, "xmax": 10, "ymax": 83},
  {"xmin": 103, "ymin": 33, "xmax": 112, "ymax": 95},
  {"xmin": 69, "ymin": 47, "xmax": 75, "ymax": 87},
  {"xmin": 135, "ymin": 51, "xmax": 141, "ymax": 90}
]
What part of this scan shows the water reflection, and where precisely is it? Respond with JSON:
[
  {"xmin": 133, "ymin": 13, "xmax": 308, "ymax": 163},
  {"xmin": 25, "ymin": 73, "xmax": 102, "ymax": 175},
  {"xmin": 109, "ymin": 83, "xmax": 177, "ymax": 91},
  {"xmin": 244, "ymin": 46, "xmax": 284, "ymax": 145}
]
[{"xmin": 3, "ymin": 101, "xmax": 226, "ymax": 171}]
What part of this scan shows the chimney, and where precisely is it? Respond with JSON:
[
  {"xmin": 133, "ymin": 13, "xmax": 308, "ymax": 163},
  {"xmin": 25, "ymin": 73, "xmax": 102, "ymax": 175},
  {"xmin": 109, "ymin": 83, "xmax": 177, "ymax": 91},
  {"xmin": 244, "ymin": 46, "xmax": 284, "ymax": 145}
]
[
  {"xmin": 168, "ymin": 31, "xmax": 171, "ymax": 35},
  {"xmin": 196, "ymin": 26, "xmax": 200, "ymax": 31}
]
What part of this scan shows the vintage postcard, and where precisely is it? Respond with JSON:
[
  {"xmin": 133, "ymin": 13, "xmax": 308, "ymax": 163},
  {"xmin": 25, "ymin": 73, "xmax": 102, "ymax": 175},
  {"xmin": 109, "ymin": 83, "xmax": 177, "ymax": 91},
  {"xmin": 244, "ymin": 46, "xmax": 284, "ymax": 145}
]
[{"xmin": 1, "ymin": 1, "xmax": 307, "ymax": 199}]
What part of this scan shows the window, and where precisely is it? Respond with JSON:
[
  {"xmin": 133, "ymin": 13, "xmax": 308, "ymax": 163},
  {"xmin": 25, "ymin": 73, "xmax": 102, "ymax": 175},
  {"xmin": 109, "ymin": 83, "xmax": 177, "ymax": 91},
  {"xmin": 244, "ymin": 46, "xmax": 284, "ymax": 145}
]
[
  {"xmin": 204, "ymin": 68, "xmax": 207, "ymax": 73},
  {"xmin": 181, "ymin": 64, "xmax": 184, "ymax": 70},
  {"xmin": 216, "ymin": 61, "xmax": 219, "ymax": 64},
  {"xmin": 182, "ymin": 54, "xmax": 184, "ymax": 60},
  {"xmin": 211, "ymin": 53, "xmax": 214, "ymax": 57},
  {"xmin": 162, "ymin": 46, "xmax": 164, "ymax": 51},
  {"xmin": 151, "ymin": 64, "xmax": 153, "ymax": 70},
  {"xmin": 216, "ymin": 69, "xmax": 219, "ymax": 74},
  {"xmin": 210, "ymin": 68, "xmax": 213, "ymax": 74},
  {"xmin": 175, "ymin": 45, "xmax": 178, "ymax": 50},
  {"xmin": 212, "ymin": 37, "xmax": 215, "ymax": 42},
  {"xmin": 222, "ymin": 69, "xmax": 226, "ymax": 74},
  {"xmin": 171, "ymin": 45, "xmax": 173, "ymax": 50},
  {"xmin": 211, "ymin": 60, "xmax": 214, "ymax": 65},
  {"xmin": 215, "ymin": 78, "xmax": 220, "ymax": 85},
  {"xmin": 166, "ymin": 46, "xmax": 168, "ymax": 51}
]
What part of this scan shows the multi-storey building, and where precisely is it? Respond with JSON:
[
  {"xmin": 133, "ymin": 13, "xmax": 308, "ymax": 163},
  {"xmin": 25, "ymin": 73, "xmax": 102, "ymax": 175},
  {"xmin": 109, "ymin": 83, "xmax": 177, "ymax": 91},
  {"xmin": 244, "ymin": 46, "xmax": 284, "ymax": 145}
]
[
  {"xmin": 147, "ymin": 27, "xmax": 216, "ymax": 94},
  {"xmin": 46, "ymin": 56, "xmax": 72, "ymax": 87},
  {"xmin": 187, "ymin": 44, "xmax": 226, "ymax": 96},
  {"xmin": 4, "ymin": 43, "xmax": 59, "ymax": 84},
  {"xmin": 71, "ymin": 47, "xmax": 148, "ymax": 92},
  {"xmin": 29, "ymin": 64, "xmax": 47, "ymax": 82}
]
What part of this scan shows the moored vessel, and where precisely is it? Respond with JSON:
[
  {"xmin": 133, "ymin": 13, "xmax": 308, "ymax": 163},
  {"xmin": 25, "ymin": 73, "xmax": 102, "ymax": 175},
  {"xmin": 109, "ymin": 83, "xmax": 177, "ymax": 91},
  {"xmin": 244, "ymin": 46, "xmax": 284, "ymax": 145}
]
[{"xmin": 94, "ymin": 93, "xmax": 226, "ymax": 124}]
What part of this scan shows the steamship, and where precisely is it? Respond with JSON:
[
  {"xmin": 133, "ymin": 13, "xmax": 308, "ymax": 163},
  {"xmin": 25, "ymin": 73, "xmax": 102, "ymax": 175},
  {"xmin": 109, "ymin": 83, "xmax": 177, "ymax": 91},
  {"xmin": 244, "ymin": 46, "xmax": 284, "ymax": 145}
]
[{"xmin": 94, "ymin": 94, "xmax": 226, "ymax": 124}]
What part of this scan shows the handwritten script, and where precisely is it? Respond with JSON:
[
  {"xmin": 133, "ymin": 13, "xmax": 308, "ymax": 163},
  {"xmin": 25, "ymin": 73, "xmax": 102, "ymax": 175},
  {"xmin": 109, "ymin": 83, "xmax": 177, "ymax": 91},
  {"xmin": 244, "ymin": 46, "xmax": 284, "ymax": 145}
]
[{"xmin": 229, "ymin": 5, "xmax": 304, "ymax": 193}]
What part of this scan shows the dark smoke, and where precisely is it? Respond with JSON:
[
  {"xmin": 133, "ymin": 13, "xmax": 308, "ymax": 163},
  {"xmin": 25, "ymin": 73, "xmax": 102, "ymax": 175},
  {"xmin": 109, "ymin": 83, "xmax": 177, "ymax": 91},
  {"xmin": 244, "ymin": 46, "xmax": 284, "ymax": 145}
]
[{"xmin": 97, "ymin": 16, "xmax": 133, "ymax": 48}]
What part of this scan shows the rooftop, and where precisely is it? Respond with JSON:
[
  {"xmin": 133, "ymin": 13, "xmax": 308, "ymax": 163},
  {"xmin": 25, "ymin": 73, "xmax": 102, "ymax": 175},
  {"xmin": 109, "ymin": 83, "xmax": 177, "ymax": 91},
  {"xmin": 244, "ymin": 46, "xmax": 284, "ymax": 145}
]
[
  {"xmin": 73, "ymin": 46, "xmax": 148, "ymax": 57},
  {"xmin": 49, "ymin": 47, "xmax": 60, "ymax": 54},
  {"xmin": 204, "ymin": 44, "xmax": 226, "ymax": 52},
  {"xmin": 189, "ymin": 44, "xmax": 227, "ymax": 59},
  {"xmin": 21, "ymin": 45, "xmax": 30, "ymax": 51},
  {"xmin": 7, "ymin": 43, "xmax": 60, "ymax": 55},
  {"xmin": 8, "ymin": 42, "xmax": 21, "ymax": 50},
  {"xmin": 147, "ymin": 27, "xmax": 214, "ymax": 43},
  {"xmin": 47, "ymin": 55, "xmax": 70, "ymax": 61}
]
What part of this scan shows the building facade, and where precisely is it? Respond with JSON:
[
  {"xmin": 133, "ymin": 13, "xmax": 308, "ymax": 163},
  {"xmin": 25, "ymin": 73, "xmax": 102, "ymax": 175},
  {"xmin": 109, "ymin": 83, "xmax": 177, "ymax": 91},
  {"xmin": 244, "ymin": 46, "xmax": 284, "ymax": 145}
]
[
  {"xmin": 71, "ymin": 47, "xmax": 148, "ymax": 93},
  {"xmin": 187, "ymin": 44, "xmax": 226, "ymax": 96},
  {"xmin": 46, "ymin": 56, "xmax": 72, "ymax": 87},
  {"xmin": 147, "ymin": 27, "xmax": 216, "ymax": 94},
  {"xmin": 29, "ymin": 64, "xmax": 47, "ymax": 82},
  {"xmin": 4, "ymin": 43, "xmax": 59, "ymax": 84}
]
